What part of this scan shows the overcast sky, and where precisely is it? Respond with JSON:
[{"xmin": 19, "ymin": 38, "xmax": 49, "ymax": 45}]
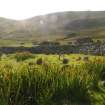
[{"xmin": 0, "ymin": 0, "xmax": 105, "ymax": 20}]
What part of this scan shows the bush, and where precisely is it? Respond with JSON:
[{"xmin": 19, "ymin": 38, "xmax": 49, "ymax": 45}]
[
  {"xmin": 36, "ymin": 58, "xmax": 43, "ymax": 65},
  {"xmin": 83, "ymin": 56, "xmax": 89, "ymax": 61},
  {"xmin": 76, "ymin": 57, "xmax": 81, "ymax": 61},
  {"xmin": 14, "ymin": 52, "xmax": 34, "ymax": 61},
  {"xmin": 0, "ymin": 52, "xmax": 2, "ymax": 60},
  {"xmin": 62, "ymin": 58, "xmax": 69, "ymax": 64}
]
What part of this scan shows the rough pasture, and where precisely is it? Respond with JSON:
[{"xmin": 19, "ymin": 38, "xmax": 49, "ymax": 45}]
[{"xmin": 0, "ymin": 53, "xmax": 105, "ymax": 105}]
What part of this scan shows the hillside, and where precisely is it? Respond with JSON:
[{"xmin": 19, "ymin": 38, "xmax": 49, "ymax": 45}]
[{"xmin": 0, "ymin": 11, "xmax": 105, "ymax": 46}]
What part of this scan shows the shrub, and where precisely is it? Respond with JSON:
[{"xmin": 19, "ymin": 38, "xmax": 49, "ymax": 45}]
[
  {"xmin": 14, "ymin": 52, "xmax": 34, "ymax": 61},
  {"xmin": 62, "ymin": 58, "xmax": 69, "ymax": 64},
  {"xmin": 36, "ymin": 58, "xmax": 43, "ymax": 65},
  {"xmin": 0, "ymin": 52, "xmax": 2, "ymax": 60},
  {"xmin": 83, "ymin": 56, "xmax": 89, "ymax": 61},
  {"xmin": 76, "ymin": 57, "xmax": 81, "ymax": 61}
]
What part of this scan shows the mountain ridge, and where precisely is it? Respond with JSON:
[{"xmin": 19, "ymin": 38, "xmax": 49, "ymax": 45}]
[{"xmin": 0, "ymin": 11, "xmax": 105, "ymax": 45}]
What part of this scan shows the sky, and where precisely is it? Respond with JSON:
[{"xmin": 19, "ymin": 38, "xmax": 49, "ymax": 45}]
[{"xmin": 0, "ymin": 0, "xmax": 105, "ymax": 20}]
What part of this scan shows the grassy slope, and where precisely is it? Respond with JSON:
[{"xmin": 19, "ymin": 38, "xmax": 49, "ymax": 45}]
[{"xmin": 0, "ymin": 11, "xmax": 105, "ymax": 45}]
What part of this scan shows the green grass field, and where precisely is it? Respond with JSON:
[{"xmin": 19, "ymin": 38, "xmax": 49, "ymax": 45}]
[{"xmin": 0, "ymin": 53, "xmax": 105, "ymax": 105}]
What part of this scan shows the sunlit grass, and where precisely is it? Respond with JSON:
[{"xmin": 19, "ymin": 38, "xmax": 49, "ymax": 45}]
[{"xmin": 0, "ymin": 53, "xmax": 105, "ymax": 105}]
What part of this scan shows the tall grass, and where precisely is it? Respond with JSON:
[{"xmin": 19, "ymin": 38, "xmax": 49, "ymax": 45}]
[{"xmin": 0, "ymin": 55, "xmax": 105, "ymax": 105}]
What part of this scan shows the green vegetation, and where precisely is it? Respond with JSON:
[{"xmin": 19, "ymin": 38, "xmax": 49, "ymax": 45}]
[
  {"xmin": 14, "ymin": 52, "xmax": 34, "ymax": 61},
  {"xmin": 0, "ymin": 53, "xmax": 105, "ymax": 105}
]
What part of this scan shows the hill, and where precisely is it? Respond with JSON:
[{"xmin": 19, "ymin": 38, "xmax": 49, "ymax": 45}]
[{"xmin": 0, "ymin": 11, "xmax": 105, "ymax": 46}]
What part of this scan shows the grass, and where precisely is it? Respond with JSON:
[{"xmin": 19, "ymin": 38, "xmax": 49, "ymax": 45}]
[{"xmin": 0, "ymin": 53, "xmax": 105, "ymax": 105}]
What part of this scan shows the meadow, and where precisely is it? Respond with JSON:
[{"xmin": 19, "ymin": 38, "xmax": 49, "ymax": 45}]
[{"xmin": 0, "ymin": 52, "xmax": 105, "ymax": 105}]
